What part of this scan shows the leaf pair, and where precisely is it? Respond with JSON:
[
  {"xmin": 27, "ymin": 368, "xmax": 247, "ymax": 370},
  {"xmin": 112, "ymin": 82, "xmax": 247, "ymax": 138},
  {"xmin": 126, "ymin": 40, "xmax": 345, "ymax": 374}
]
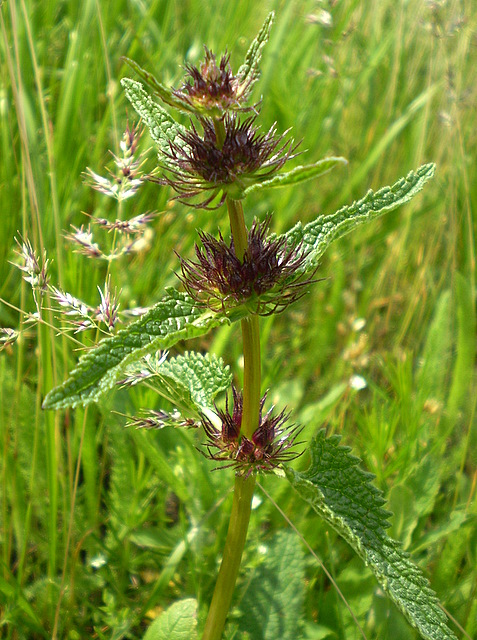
[{"xmin": 42, "ymin": 163, "xmax": 435, "ymax": 411}]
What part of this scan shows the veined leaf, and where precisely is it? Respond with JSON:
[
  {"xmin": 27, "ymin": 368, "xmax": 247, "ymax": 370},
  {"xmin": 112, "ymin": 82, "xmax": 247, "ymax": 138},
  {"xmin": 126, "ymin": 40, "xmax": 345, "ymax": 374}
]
[
  {"xmin": 121, "ymin": 78, "xmax": 187, "ymax": 161},
  {"xmin": 239, "ymin": 531, "xmax": 305, "ymax": 640},
  {"xmin": 237, "ymin": 12, "xmax": 274, "ymax": 98},
  {"xmin": 285, "ymin": 431, "xmax": 457, "ymax": 640},
  {"xmin": 143, "ymin": 598, "xmax": 197, "ymax": 640},
  {"xmin": 158, "ymin": 351, "xmax": 231, "ymax": 411},
  {"xmin": 243, "ymin": 157, "xmax": 347, "ymax": 196},
  {"xmin": 42, "ymin": 289, "xmax": 231, "ymax": 410},
  {"xmin": 122, "ymin": 58, "xmax": 198, "ymax": 116},
  {"xmin": 122, "ymin": 351, "xmax": 232, "ymax": 414},
  {"xmin": 283, "ymin": 163, "xmax": 436, "ymax": 275}
]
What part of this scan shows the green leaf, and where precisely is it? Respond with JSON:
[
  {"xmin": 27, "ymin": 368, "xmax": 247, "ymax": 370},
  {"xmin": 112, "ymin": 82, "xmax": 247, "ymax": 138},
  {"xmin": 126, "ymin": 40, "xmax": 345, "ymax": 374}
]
[
  {"xmin": 416, "ymin": 290, "xmax": 453, "ymax": 402},
  {"xmin": 123, "ymin": 350, "xmax": 232, "ymax": 414},
  {"xmin": 159, "ymin": 351, "xmax": 231, "ymax": 411},
  {"xmin": 243, "ymin": 157, "xmax": 347, "ymax": 196},
  {"xmin": 121, "ymin": 78, "xmax": 187, "ymax": 161},
  {"xmin": 236, "ymin": 11, "xmax": 274, "ymax": 98},
  {"xmin": 285, "ymin": 430, "xmax": 457, "ymax": 640},
  {"xmin": 42, "ymin": 289, "xmax": 231, "ymax": 410},
  {"xmin": 447, "ymin": 271, "xmax": 476, "ymax": 419},
  {"xmin": 143, "ymin": 598, "xmax": 197, "ymax": 640},
  {"xmin": 239, "ymin": 530, "xmax": 305, "ymax": 640},
  {"xmin": 283, "ymin": 163, "xmax": 436, "ymax": 276},
  {"xmin": 122, "ymin": 58, "xmax": 197, "ymax": 116}
]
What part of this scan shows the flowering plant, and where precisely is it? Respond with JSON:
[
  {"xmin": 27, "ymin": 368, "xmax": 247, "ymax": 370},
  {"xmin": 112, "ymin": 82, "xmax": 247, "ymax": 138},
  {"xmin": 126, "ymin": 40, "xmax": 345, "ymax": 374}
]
[{"xmin": 40, "ymin": 12, "xmax": 456, "ymax": 640}]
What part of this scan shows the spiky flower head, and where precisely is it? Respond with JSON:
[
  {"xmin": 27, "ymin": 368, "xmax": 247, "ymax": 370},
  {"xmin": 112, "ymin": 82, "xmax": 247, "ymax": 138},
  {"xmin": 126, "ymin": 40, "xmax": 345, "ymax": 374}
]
[
  {"xmin": 173, "ymin": 47, "xmax": 256, "ymax": 117},
  {"xmin": 161, "ymin": 115, "xmax": 299, "ymax": 208},
  {"xmin": 201, "ymin": 388, "xmax": 302, "ymax": 475},
  {"xmin": 178, "ymin": 215, "xmax": 313, "ymax": 315}
]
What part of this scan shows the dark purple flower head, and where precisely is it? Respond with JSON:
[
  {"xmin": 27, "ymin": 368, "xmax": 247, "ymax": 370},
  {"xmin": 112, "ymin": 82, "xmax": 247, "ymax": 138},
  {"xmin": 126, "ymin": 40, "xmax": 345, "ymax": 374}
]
[
  {"xmin": 173, "ymin": 47, "xmax": 255, "ymax": 117},
  {"xmin": 201, "ymin": 388, "xmax": 302, "ymax": 476},
  {"xmin": 178, "ymin": 215, "xmax": 315, "ymax": 315},
  {"xmin": 160, "ymin": 115, "xmax": 300, "ymax": 208}
]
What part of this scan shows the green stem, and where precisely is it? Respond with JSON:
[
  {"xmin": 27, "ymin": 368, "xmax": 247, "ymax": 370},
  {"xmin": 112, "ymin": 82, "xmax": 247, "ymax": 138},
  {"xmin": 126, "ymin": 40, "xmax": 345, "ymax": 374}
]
[
  {"xmin": 201, "ymin": 196, "xmax": 261, "ymax": 636},
  {"xmin": 240, "ymin": 314, "xmax": 261, "ymax": 439},
  {"xmin": 201, "ymin": 474, "xmax": 256, "ymax": 640},
  {"xmin": 226, "ymin": 197, "xmax": 249, "ymax": 264},
  {"xmin": 225, "ymin": 197, "xmax": 261, "ymax": 439},
  {"xmin": 202, "ymin": 118, "xmax": 262, "ymax": 639}
]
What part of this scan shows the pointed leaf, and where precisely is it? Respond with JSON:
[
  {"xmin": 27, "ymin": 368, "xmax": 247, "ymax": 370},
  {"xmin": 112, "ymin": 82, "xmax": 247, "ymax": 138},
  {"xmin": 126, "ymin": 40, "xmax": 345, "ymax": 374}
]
[
  {"xmin": 285, "ymin": 430, "xmax": 457, "ymax": 640},
  {"xmin": 239, "ymin": 531, "xmax": 305, "ymax": 640},
  {"xmin": 123, "ymin": 350, "xmax": 232, "ymax": 414},
  {"xmin": 283, "ymin": 163, "xmax": 436, "ymax": 276},
  {"xmin": 159, "ymin": 351, "xmax": 231, "ymax": 411},
  {"xmin": 143, "ymin": 598, "xmax": 197, "ymax": 640},
  {"xmin": 237, "ymin": 12, "xmax": 274, "ymax": 97},
  {"xmin": 122, "ymin": 58, "xmax": 198, "ymax": 116},
  {"xmin": 121, "ymin": 78, "xmax": 187, "ymax": 161},
  {"xmin": 42, "ymin": 289, "xmax": 231, "ymax": 410},
  {"xmin": 243, "ymin": 157, "xmax": 347, "ymax": 196}
]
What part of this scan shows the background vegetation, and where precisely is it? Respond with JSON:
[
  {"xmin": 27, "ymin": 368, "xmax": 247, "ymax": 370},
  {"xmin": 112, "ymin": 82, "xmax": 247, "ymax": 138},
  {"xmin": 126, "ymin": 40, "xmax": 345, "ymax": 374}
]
[{"xmin": 0, "ymin": 0, "xmax": 475, "ymax": 638}]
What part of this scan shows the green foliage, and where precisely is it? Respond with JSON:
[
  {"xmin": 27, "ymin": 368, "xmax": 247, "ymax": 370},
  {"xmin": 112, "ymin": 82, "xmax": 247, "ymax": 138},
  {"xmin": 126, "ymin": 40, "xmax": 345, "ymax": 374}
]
[
  {"xmin": 42, "ymin": 289, "xmax": 232, "ymax": 410},
  {"xmin": 43, "ymin": 164, "xmax": 433, "ymax": 413},
  {"xmin": 243, "ymin": 157, "xmax": 347, "ymax": 196},
  {"xmin": 285, "ymin": 431, "xmax": 458, "ymax": 640},
  {"xmin": 143, "ymin": 599, "xmax": 198, "ymax": 640},
  {"xmin": 120, "ymin": 78, "xmax": 188, "ymax": 161},
  {"xmin": 122, "ymin": 60, "xmax": 198, "ymax": 117},
  {"xmin": 1, "ymin": 1, "xmax": 475, "ymax": 638},
  {"xmin": 236, "ymin": 11, "xmax": 275, "ymax": 98},
  {"xmin": 284, "ymin": 163, "xmax": 436, "ymax": 277},
  {"xmin": 238, "ymin": 531, "xmax": 305, "ymax": 640},
  {"xmin": 447, "ymin": 272, "xmax": 476, "ymax": 419},
  {"xmin": 121, "ymin": 350, "xmax": 232, "ymax": 422}
]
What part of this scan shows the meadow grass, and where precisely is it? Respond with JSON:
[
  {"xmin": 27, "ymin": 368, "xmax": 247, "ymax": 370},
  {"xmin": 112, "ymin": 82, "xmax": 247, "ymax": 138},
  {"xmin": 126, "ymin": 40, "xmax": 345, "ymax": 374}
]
[{"xmin": 0, "ymin": 0, "xmax": 475, "ymax": 638}]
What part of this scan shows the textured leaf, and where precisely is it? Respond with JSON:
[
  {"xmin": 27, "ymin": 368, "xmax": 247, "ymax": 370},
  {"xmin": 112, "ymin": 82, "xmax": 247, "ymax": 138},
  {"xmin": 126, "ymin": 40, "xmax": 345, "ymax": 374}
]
[
  {"xmin": 123, "ymin": 350, "xmax": 232, "ymax": 413},
  {"xmin": 236, "ymin": 12, "xmax": 274, "ymax": 97},
  {"xmin": 122, "ymin": 58, "xmax": 197, "ymax": 116},
  {"xmin": 121, "ymin": 78, "xmax": 187, "ymax": 161},
  {"xmin": 243, "ymin": 157, "xmax": 347, "ymax": 196},
  {"xmin": 42, "ymin": 289, "xmax": 231, "ymax": 410},
  {"xmin": 159, "ymin": 351, "xmax": 231, "ymax": 411},
  {"xmin": 285, "ymin": 431, "xmax": 457, "ymax": 640},
  {"xmin": 143, "ymin": 598, "xmax": 197, "ymax": 640},
  {"xmin": 239, "ymin": 530, "xmax": 305, "ymax": 640},
  {"xmin": 283, "ymin": 163, "xmax": 436, "ymax": 276}
]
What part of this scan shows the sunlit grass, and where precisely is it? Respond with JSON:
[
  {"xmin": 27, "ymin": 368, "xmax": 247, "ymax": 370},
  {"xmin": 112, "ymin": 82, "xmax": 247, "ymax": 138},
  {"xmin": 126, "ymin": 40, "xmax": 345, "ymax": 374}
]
[{"xmin": 1, "ymin": 0, "xmax": 475, "ymax": 638}]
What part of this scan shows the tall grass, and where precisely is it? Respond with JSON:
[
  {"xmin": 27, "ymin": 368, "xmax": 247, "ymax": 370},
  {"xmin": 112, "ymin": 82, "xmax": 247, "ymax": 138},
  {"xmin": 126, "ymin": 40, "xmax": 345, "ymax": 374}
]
[{"xmin": 1, "ymin": 0, "xmax": 475, "ymax": 638}]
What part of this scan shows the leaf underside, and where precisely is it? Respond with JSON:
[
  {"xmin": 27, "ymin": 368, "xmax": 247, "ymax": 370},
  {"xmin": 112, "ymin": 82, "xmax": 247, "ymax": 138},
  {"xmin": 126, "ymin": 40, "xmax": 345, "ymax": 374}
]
[{"xmin": 285, "ymin": 431, "xmax": 457, "ymax": 640}]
